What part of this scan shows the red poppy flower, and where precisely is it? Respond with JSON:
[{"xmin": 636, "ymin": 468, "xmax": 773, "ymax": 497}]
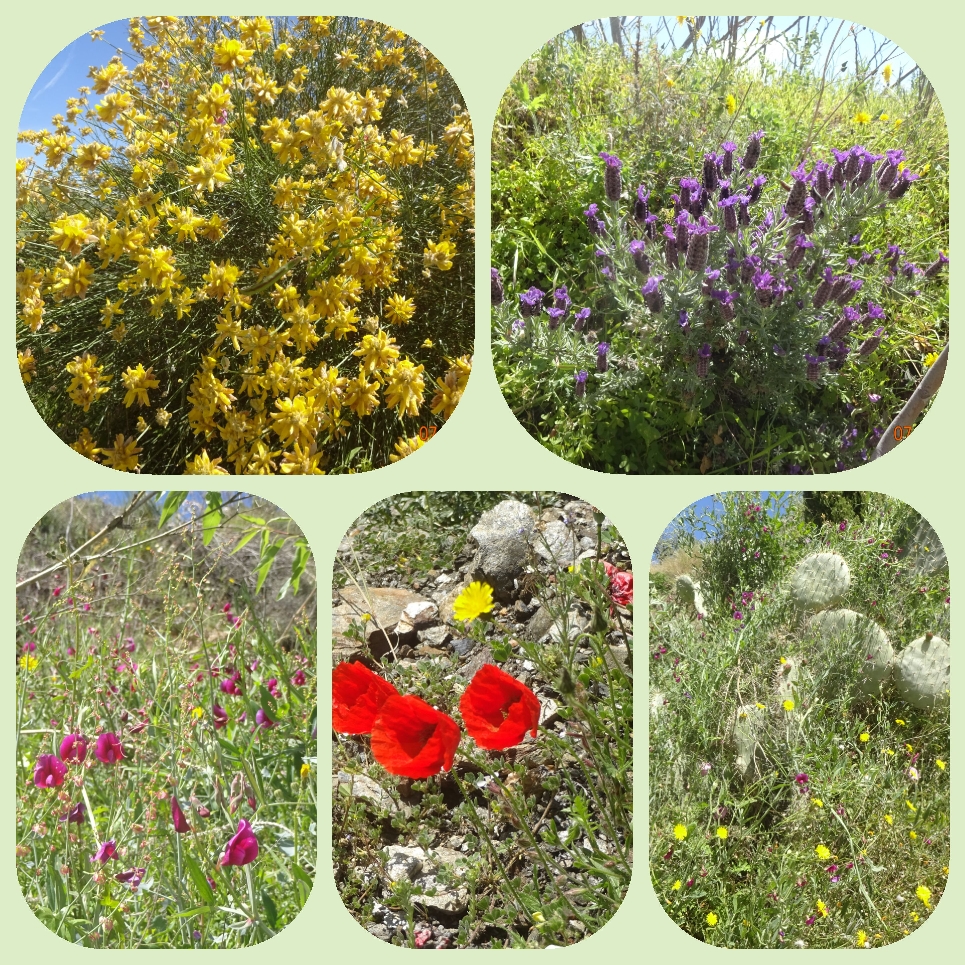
[
  {"xmin": 171, "ymin": 796, "xmax": 192, "ymax": 833},
  {"xmin": 459, "ymin": 664, "xmax": 540, "ymax": 751},
  {"xmin": 604, "ymin": 562, "xmax": 634, "ymax": 608},
  {"xmin": 370, "ymin": 695, "xmax": 460, "ymax": 778},
  {"xmin": 332, "ymin": 661, "xmax": 399, "ymax": 734},
  {"xmin": 95, "ymin": 732, "xmax": 124, "ymax": 764},
  {"xmin": 220, "ymin": 819, "xmax": 259, "ymax": 866}
]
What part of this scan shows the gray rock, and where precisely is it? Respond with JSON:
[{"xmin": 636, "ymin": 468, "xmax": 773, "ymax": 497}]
[
  {"xmin": 385, "ymin": 846, "xmax": 425, "ymax": 882},
  {"xmin": 333, "ymin": 772, "xmax": 398, "ymax": 813},
  {"xmin": 534, "ymin": 520, "xmax": 594, "ymax": 567},
  {"xmin": 468, "ymin": 500, "xmax": 536, "ymax": 600},
  {"xmin": 332, "ymin": 586, "xmax": 432, "ymax": 659},
  {"xmin": 420, "ymin": 625, "xmax": 451, "ymax": 648}
]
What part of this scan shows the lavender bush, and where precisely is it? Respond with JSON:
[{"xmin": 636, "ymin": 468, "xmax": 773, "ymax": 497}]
[{"xmin": 494, "ymin": 131, "xmax": 948, "ymax": 474}]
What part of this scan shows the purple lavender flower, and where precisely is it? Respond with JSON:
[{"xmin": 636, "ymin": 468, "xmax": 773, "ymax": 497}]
[
  {"xmin": 686, "ymin": 217, "xmax": 718, "ymax": 273},
  {"xmin": 747, "ymin": 174, "xmax": 767, "ymax": 204},
  {"xmin": 629, "ymin": 239, "xmax": 650, "ymax": 274},
  {"xmin": 720, "ymin": 140, "xmax": 737, "ymax": 176},
  {"xmin": 510, "ymin": 318, "xmax": 526, "ymax": 336},
  {"xmin": 719, "ymin": 195, "xmax": 739, "ymax": 233},
  {"xmin": 799, "ymin": 197, "xmax": 817, "ymax": 235},
  {"xmin": 740, "ymin": 255, "xmax": 760, "ymax": 285},
  {"xmin": 786, "ymin": 234, "xmax": 814, "ymax": 271},
  {"xmin": 738, "ymin": 195, "xmax": 751, "ymax": 226},
  {"xmin": 773, "ymin": 344, "xmax": 787, "ymax": 356},
  {"xmin": 877, "ymin": 148, "xmax": 905, "ymax": 192},
  {"xmin": 642, "ymin": 275, "xmax": 665, "ymax": 314},
  {"xmin": 679, "ymin": 177, "xmax": 700, "ymax": 208},
  {"xmin": 860, "ymin": 303, "xmax": 886, "ymax": 328},
  {"xmin": 714, "ymin": 289, "xmax": 737, "ymax": 322},
  {"xmin": 553, "ymin": 286, "xmax": 571, "ymax": 312},
  {"xmin": 826, "ymin": 306, "xmax": 860, "ymax": 341},
  {"xmin": 742, "ymin": 130, "xmax": 764, "ymax": 170},
  {"xmin": 518, "ymin": 287, "xmax": 544, "ymax": 318},
  {"xmin": 858, "ymin": 327, "xmax": 886, "ymax": 357},
  {"xmin": 738, "ymin": 329, "xmax": 750, "ymax": 346},
  {"xmin": 924, "ymin": 251, "xmax": 949, "ymax": 279},
  {"xmin": 786, "ymin": 163, "xmax": 809, "ymax": 218},
  {"xmin": 844, "ymin": 145, "xmax": 863, "ymax": 182},
  {"xmin": 831, "ymin": 148, "xmax": 849, "ymax": 187},
  {"xmin": 491, "ymin": 267, "xmax": 504, "ymax": 306},
  {"xmin": 702, "ymin": 152, "xmax": 720, "ymax": 192},
  {"xmin": 600, "ymin": 151, "xmax": 623, "ymax": 202},
  {"xmin": 718, "ymin": 178, "xmax": 732, "ymax": 201},
  {"xmin": 696, "ymin": 343, "xmax": 712, "ymax": 378},
  {"xmin": 805, "ymin": 352, "xmax": 826, "ymax": 382},
  {"xmin": 752, "ymin": 269, "xmax": 775, "ymax": 308},
  {"xmin": 675, "ymin": 210, "xmax": 691, "ymax": 254},
  {"xmin": 888, "ymin": 168, "xmax": 920, "ymax": 200},
  {"xmin": 547, "ymin": 307, "xmax": 565, "ymax": 330},
  {"xmin": 584, "ymin": 202, "xmax": 606, "ymax": 237},
  {"xmin": 596, "ymin": 341, "xmax": 610, "ymax": 373},
  {"xmin": 856, "ymin": 150, "xmax": 882, "ymax": 187},
  {"xmin": 573, "ymin": 307, "xmax": 591, "ymax": 331},
  {"xmin": 633, "ymin": 185, "xmax": 651, "ymax": 223},
  {"xmin": 827, "ymin": 340, "xmax": 851, "ymax": 373},
  {"xmin": 678, "ymin": 310, "xmax": 691, "ymax": 335},
  {"xmin": 663, "ymin": 225, "xmax": 679, "ymax": 269},
  {"xmin": 575, "ymin": 369, "xmax": 588, "ymax": 398},
  {"xmin": 813, "ymin": 159, "xmax": 832, "ymax": 198}
]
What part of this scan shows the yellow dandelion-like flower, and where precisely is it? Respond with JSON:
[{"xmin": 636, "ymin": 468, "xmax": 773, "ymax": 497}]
[
  {"xmin": 725, "ymin": 94, "xmax": 736, "ymax": 115},
  {"xmin": 856, "ymin": 929, "xmax": 868, "ymax": 947},
  {"xmin": 909, "ymin": 830, "xmax": 917, "ymax": 840},
  {"xmin": 935, "ymin": 759, "xmax": 946, "ymax": 770},
  {"xmin": 906, "ymin": 800, "xmax": 917, "ymax": 812},
  {"xmin": 817, "ymin": 899, "xmax": 828, "ymax": 917},
  {"xmin": 716, "ymin": 827, "xmax": 728, "ymax": 840},
  {"xmin": 706, "ymin": 912, "xmax": 718, "ymax": 927},
  {"xmin": 883, "ymin": 64, "xmax": 892, "ymax": 84},
  {"xmin": 916, "ymin": 885, "xmax": 931, "ymax": 908},
  {"xmin": 452, "ymin": 581, "xmax": 495, "ymax": 622},
  {"xmin": 782, "ymin": 699, "xmax": 795, "ymax": 711},
  {"xmin": 816, "ymin": 845, "xmax": 831, "ymax": 860},
  {"xmin": 673, "ymin": 823, "xmax": 688, "ymax": 841},
  {"xmin": 860, "ymin": 732, "xmax": 870, "ymax": 742},
  {"xmin": 665, "ymin": 77, "xmax": 675, "ymax": 88},
  {"xmin": 853, "ymin": 111, "xmax": 871, "ymax": 125},
  {"xmin": 924, "ymin": 352, "xmax": 940, "ymax": 368},
  {"xmin": 19, "ymin": 654, "xmax": 39, "ymax": 671},
  {"xmin": 885, "ymin": 814, "xmax": 893, "ymax": 825},
  {"xmin": 813, "ymin": 798, "xmax": 824, "ymax": 807},
  {"xmin": 671, "ymin": 880, "xmax": 682, "ymax": 891},
  {"xmin": 300, "ymin": 762, "xmax": 311, "ymax": 781}
]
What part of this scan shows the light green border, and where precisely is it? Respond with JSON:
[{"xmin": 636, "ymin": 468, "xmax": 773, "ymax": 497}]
[{"xmin": 4, "ymin": 2, "xmax": 956, "ymax": 956}]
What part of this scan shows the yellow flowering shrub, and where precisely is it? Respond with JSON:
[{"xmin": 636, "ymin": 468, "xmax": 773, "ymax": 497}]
[{"xmin": 16, "ymin": 16, "xmax": 474, "ymax": 473}]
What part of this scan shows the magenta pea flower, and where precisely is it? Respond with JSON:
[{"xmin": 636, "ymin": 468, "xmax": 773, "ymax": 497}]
[
  {"xmin": 255, "ymin": 709, "xmax": 274, "ymax": 730},
  {"xmin": 59, "ymin": 801, "xmax": 86, "ymax": 825},
  {"xmin": 212, "ymin": 704, "xmax": 228, "ymax": 730},
  {"xmin": 292, "ymin": 669, "xmax": 306, "ymax": 687},
  {"xmin": 34, "ymin": 754, "xmax": 67, "ymax": 788},
  {"xmin": 92, "ymin": 839, "xmax": 117, "ymax": 864},
  {"xmin": 95, "ymin": 732, "xmax": 124, "ymax": 764},
  {"xmin": 171, "ymin": 796, "xmax": 192, "ymax": 834},
  {"xmin": 60, "ymin": 733, "xmax": 88, "ymax": 763},
  {"xmin": 220, "ymin": 819, "xmax": 259, "ymax": 867}
]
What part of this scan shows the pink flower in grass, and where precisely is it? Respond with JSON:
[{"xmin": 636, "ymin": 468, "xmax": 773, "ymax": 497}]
[
  {"xmin": 92, "ymin": 840, "xmax": 117, "ymax": 863},
  {"xmin": 213, "ymin": 704, "xmax": 228, "ymax": 729},
  {"xmin": 59, "ymin": 734, "xmax": 88, "ymax": 763},
  {"xmin": 292, "ymin": 669, "xmax": 306, "ymax": 686},
  {"xmin": 34, "ymin": 754, "xmax": 67, "ymax": 788},
  {"xmin": 254, "ymin": 709, "xmax": 274, "ymax": 730},
  {"xmin": 220, "ymin": 820, "xmax": 258, "ymax": 866},
  {"xmin": 95, "ymin": 732, "xmax": 124, "ymax": 764},
  {"xmin": 171, "ymin": 797, "xmax": 192, "ymax": 834}
]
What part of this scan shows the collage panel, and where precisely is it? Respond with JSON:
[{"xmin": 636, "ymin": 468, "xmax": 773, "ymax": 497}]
[
  {"xmin": 332, "ymin": 492, "xmax": 633, "ymax": 948},
  {"xmin": 16, "ymin": 16, "xmax": 474, "ymax": 475},
  {"xmin": 649, "ymin": 490, "xmax": 949, "ymax": 947},
  {"xmin": 491, "ymin": 17, "xmax": 948, "ymax": 474},
  {"xmin": 15, "ymin": 492, "xmax": 317, "ymax": 947}
]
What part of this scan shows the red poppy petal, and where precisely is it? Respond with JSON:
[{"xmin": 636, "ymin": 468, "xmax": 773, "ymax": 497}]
[
  {"xmin": 460, "ymin": 664, "xmax": 540, "ymax": 751},
  {"xmin": 370, "ymin": 695, "xmax": 460, "ymax": 778},
  {"xmin": 332, "ymin": 661, "xmax": 399, "ymax": 734}
]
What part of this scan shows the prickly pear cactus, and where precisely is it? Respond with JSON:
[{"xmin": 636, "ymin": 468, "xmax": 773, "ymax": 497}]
[
  {"xmin": 895, "ymin": 634, "xmax": 950, "ymax": 708},
  {"xmin": 675, "ymin": 575, "xmax": 706, "ymax": 617},
  {"xmin": 809, "ymin": 609, "xmax": 894, "ymax": 696},
  {"xmin": 790, "ymin": 553, "xmax": 850, "ymax": 613},
  {"xmin": 730, "ymin": 704, "xmax": 765, "ymax": 780}
]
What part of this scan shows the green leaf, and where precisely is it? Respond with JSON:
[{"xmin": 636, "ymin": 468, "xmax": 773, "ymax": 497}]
[
  {"xmin": 260, "ymin": 888, "xmax": 278, "ymax": 929},
  {"xmin": 231, "ymin": 527, "xmax": 260, "ymax": 554},
  {"xmin": 255, "ymin": 540, "xmax": 283, "ymax": 593},
  {"xmin": 158, "ymin": 491, "xmax": 188, "ymax": 529},
  {"xmin": 290, "ymin": 538, "xmax": 311, "ymax": 595},
  {"xmin": 202, "ymin": 492, "xmax": 223, "ymax": 545},
  {"xmin": 183, "ymin": 852, "xmax": 214, "ymax": 906}
]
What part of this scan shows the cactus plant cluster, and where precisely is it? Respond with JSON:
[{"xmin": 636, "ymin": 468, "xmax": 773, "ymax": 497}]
[
  {"xmin": 675, "ymin": 574, "xmax": 706, "ymax": 618},
  {"xmin": 790, "ymin": 552, "xmax": 850, "ymax": 613}
]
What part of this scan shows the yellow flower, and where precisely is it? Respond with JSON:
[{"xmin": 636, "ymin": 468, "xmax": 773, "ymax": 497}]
[
  {"xmin": 300, "ymin": 762, "xmax": 311, "ymax": 781},
  {"xmin": 817, "ymin": 899, "xmax": 828, "ymax": 917},
  {"xmin": 782, "ymin": 699, "xmax": 795, "ymax": 711},
  {"xmin": 909, "ymin": 831, "xmax": 917, "ymax": 840},
  {"xmin": 812, "ymin": 798, "xmax": 824, "ymax": 808},
  {"xmin": 453, "ymin": 581, "xmax": 495, "ymax": 622},
  {"xmin": 936, "ymin": 759, "xmax": 946, "ymax": 770},
  {"xmin": 706, "ymin": 912, "xmax": 718, "ymax": 927},
  {"xmin": 755, "ymin": 702, "xmax": 765, "ymax": 710},
  {"xmin": 121, "ymin": 363, "xmax": 160, "ymax": 408},
  {"xmin": 725, "ymin": 94, "xmax": 736, "ymax": 115},
  {"xmin": 879, "ymin": 113, "xmax": 890, "ymax": 122},
  {"xmin": 665, "ymin": 77, "xmax": 675, "ymax": 88},
  {"xmin": 101, "ymin": 434, "xmax": 141, "ymax": 472},
  {"xmin": 716, "ymin": 827, "xmax": 728, "ymax": 840},
  {"xmin": 883, "ymin": 64, "xmax": 892, "ymax": 84},
  {"xmin": 671, "ymin": 880, "xmax": 682, "ymax": 891},
  {"xmin": 673, "ymin": 823, "xmax": 688, "ymax": 841},
  {"xmin": 860, "ymin": 732, "xmax": 870, "ymax": 742},
  {"xmin": 906, "ymin": 800, "xmax": 917, "ymax": 812},
  {"xmin": 856, "ymin": 929, "xmax": 868, "ymax": 947},
  {"xmin": 816, "ymin": 845, "xmax": 831, "ymax": 860},
  {"xmin": 853, "ymin": 111, "xmax": 871, "ymax": 125},
  {"xmin": 70, "ymin": 428, "xmax": 101, "ymax": 461},
  {"xmin": 532, "ymin": 912, "xmax": 545, "ymax": 924},
  {"xmin": 191, "ymin": 707, "xmax": 204, "ymax": 719},
  {"xmin": 18, "ymin": 654, "xmax": 39, "ymax": 671},
  {"xmin": 895, "ymin": 719, "xmax": 906, "ymax": 726},
  {"xmin": 916, "ymin": 885, "xmax": 931, "ymax": 908},
  {"xmin": 924, "ymin": 352, "xmax": 940, "ymax": 368}
]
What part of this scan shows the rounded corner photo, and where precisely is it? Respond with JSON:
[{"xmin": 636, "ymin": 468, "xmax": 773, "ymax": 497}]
[
  {"xmin": 491, "ymin": 17, "xmax": 948, "ymax": 474},
  {"xmin": 16, "ymin": 16, "xmax": 474, "ymax": 475},
  {"xmin": 332, "ymin": 491, "xmax": 633, "ymax": 948},
  {"xmin": 15, "ymin": 491, "xmax": 317, "ymax": 947},
  {"xmin": 649, "ymin": 490, "xmax": 949, "ymax": 947}
]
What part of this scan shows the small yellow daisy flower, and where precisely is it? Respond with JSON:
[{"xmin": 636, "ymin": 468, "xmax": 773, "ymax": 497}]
[
  {"xmin": 783, "ymin": 699, "xmax": 795, "ymax": 711},
  {"xmin": 860, "ymin": 732, "xmax": 870, "ymax": 742},
  {"xmin": 673, "ymin": 824, "xmax": 688, "ymax": 841},
  {"xmin": 936, "ymin": 759, "xmax": 946, "ymax": 770},
  {"xmin": 816, "ymin": 845, "xmax": 831, "ymax": 860},
  {"xmin": 672, "ymin": 880, "xmax": 682, "ymax": 891},
  {"xmin": 916, "ymin": 885, "xmax": 931, "ymax": 908},
  {"xmin": 716, "ymin": 827, "xmax": 728, "ymax": 840},
  {"xmin": 706, "ymin": 912, "xmax": 718, "ymax": 927}
]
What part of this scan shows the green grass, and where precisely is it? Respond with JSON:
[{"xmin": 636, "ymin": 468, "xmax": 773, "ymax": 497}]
[{"xmin": 649, "ymin": 492, "xmax": 949, "ymax": 948}]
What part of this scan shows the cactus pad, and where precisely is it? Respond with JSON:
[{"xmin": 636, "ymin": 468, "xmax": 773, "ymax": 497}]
[
  {"xmin": 895, "ymin": 635, "xmax": 950, "ymax": 709},
  {"xmin": 730, "ymin": 704, "xmax": 765, "ymax": 780},
  {"xmin": 808, "ymin": 608, "xmax": 894, "ymax": 695},
  {"xmin": 675, "ymin": 575, "xmax": 706, "ymax": 617},
  {"xmin": 790, "ymin": 552, "xmax": 850, "ymax": 613}
]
